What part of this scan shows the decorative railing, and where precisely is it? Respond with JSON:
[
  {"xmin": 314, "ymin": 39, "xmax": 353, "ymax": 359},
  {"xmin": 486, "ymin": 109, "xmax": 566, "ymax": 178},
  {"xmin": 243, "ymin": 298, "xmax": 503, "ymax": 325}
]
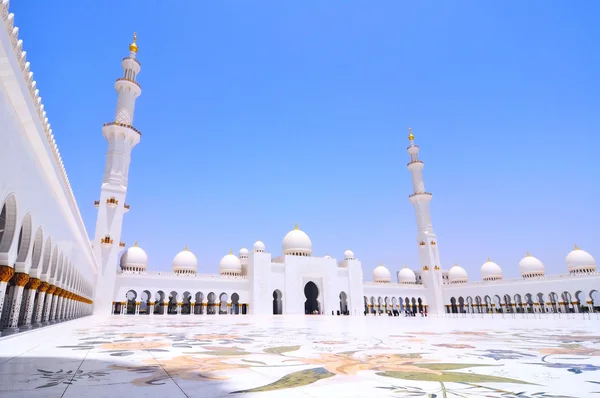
[
  {"xmin": 100, "ymin": 236, "xmax": 113, "ymax": 245},
  {"xmin": 116, "ymin": 270, "xmax": 249, "ymax": 279},
  {"xmin": 103, "ymin": 121, "xmax": 142, "ymax": 136},
  {"xmin": 122, "ymin": 56, "xmax": 140, "ymax": 66},
  {"xmin": 119, "ymin": 241, "xmax": 126, "ymax": 248},
  {"xmin": 443, "ymin": 271, "xmax": 600, "ymax": 287},
  {"xmin": 407, "ymin": 160, "xmax": 423, "ymax": 166},
  {"xmin": 409, "ymin": 192, "xmax": 432, "ymax": 198},
  {"xmin": 124, "ymin": 203, "xmax": 130, "ymax": 210},
  {"xmin": 115, "ymin": 77, "xmax": 141, "ymax": 89}
]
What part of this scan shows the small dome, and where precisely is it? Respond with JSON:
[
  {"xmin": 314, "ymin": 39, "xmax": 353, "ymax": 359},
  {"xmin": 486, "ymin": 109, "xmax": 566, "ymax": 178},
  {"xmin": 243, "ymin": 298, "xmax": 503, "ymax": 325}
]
[
  {"xmin": 448, "ymin": 264, "xmax": 468, "ymax": 284},
  {"xmin": 373, "ymin": 264, "xmax": 391, "ymax": 283},
  {"xmin": 282, "ymin": 224, "xmax": 312, "ymax": 256},
  {"xmin": 344, "ymin": 249, "xmax": 355, "ymax": 260},
  {"xmin": 519, "ymin": 252, "xmax": 545, "ymax": 278},
  {"xmin": 324, "ymin": 254, "xmax": 332, "ymax": 259},
  {"xmin": 239, "ymin": 248, "xmax": 249, "ymax": 258},
  {"xmin": 120, "ymin": 242, "xmax": 148, "ymax": 271},
  {"xmin": 481, "ymin": 258, "xmax": 502, "ymax": 281},
  {"xmin": 398, "ymin": 266, "xmax": 416, "ymax": 284},
  {"xmin": 220, "ymin": 250, "xmax": 242, "ymax": 276},
  {"xmin": 172, "ymin": 246, "xmax": 198, "ymax": 274},
  {"xmin": 253, "ymin": 240, "xmax": 265, "ymax": 252},
  {"xmin": 566, "ymin": 245, "xmax": 596, "ymax": 274}
]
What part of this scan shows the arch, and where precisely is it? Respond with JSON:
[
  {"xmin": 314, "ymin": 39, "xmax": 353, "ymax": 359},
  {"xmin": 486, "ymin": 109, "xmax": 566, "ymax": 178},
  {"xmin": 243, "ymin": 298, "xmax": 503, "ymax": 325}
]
[
  {"xmin": 15, "ymin": 213, "xmax": 33, "ymax": 264},
  {"xmin": 0, "ymin": 194, "xmax": 18, "ymax": 254},
  {"xmin": 458, "ymin": 297, "xmax": 465, "ymax": 313},
  {"xmin": 575, "ymin": 290, "xmax": 585, "ymax": 313},
  {"xmin": 562, "ymin": 291, "xmax": 573, "ymax": 313},
  {"xmin": 140, "ymin": 290, "xmax": 152, "ymax": 314},
  {"xmin": 154, "ymin": 290, "xmax": 166, "ymax": 314},
  {"xmin": 304, "ymin": 281, "xmax": 319, "ymax": 314},
  {"xmin": 231, "ymin": 292, "xmax": 240, "ymax": 314},
  {"xmin": 194, "ymin": 291, "xmax": 204, "ymax": 314},
  {"xmin": 370, "ymin": 296, "xmax": 376, "ymax": 314},
  {"xmin": 411, "ymin": 297, "xmax": 417, "ymax": 313},
  {"xmin": 207, "ymin": 292, "xmax": 216, "ymax": 314},
  {"xmin": 41, "ymin": 238, "xmax": 53, "ymax": 275},
  {"xmin": 591, "ymin": 290, "xmax": 600, "ymax": 312},
  {"xmin": 363, "ymin": 296, "xmax": 368, "ymax": 314},
  {"xmin": 377, "ymin": 297, "xmax": 383, "ymax": 314},
  {"xmin": 29, "ymin": 226, "xmax": 44, "ymax": 271},
  {"xmin": 168, "ymin": 291, "xmax": 179, "ymax": 314},
  {"xmin": 273, "ymin": 289, "xmax": 283, "ymax": 315},
  {"xmin": 466, "ymin": 296, "xmax": 473, "ymax": 313},
  {"xmin": 339, "ymin": 291, "xmax": 348, "ymax": 315},
  {"xmin": 475, "ymin": 296, "xmax": 482, "ymax": 313},
  {"xmin": 399, "ymin": 297, "xmax": 405, "ymax": 312},
  {"xmin": 536, "ymin": 293, "xmax": 545, "ymax": 312},
  {"xmin": 484, "ymin": 295, "xmax": 492, "ymax": 313},
  {"xmin": 549, "ymin": 292, "xmax": 559, "ymax": 313},
  {"xmin": 219, "ymin": 292, "xmax": 229, "ymax": 314},
  {"xmin": 514, "ymin": 294, "xmax": 523, "ymax": 313},
  {"xmin": 450, "ymin": 297, "xmax": 458, "ymax": 313},
  {"xmin": 181, "ymin": 291, "xmax": 192, "ymax": 314},
  {"xmin": 503, "ymin": 294, "xmax": 512, "ymax": 313},
  {"xmin": 125, "ymin": 290, "xmax": 137, "ymax": 315}
]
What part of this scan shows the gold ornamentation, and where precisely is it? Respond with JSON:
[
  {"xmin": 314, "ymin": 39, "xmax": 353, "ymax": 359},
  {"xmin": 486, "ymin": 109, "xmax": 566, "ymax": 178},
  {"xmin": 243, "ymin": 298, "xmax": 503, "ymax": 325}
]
[
  {"xmin": 47, "ymin": 285, "xmax": 56, "ymax": 295},
  {"xmin": 423, "ymin": 266, "xmax": 429, "ymax": 271},
  {"xmin": 101, "ymin": 235, "xmax": 114, "ymax": 245},
  {"xmin": 25, "ymin": 277, "xmax": 41, "ymax": 290},
  {"xmin": 106, "ymin": 197, "xmax": 119, "ymax": 205},
  {"xmin": 38, "ymin": 282, "xmax": 50, "ymax": 292},
  {"xmin": 119, "ymin": 242, "xmax": 126, "ymax": 248},
  {"xmin": 124, "ymin": 203, "xmax": 130, "ymax": 210},
  {"xmin": 430, "ymin": 241, "xmax": 436, "ymax": 246},
  {"xmin": 408, "ymin": 127, "xmax": 414, "ymax": 141},
  {"xmin": 149, "ymin": 302, "xmax": 155, "ymax": 305},
  {"xmin": 135, "ymin": 302, "xmax": 141, "ymax": 305},
  {"xmin": 13, "ymin": 272, "xmax": 30, "ymax": 287},
  {"xmin": 294, "ymin": 223, "xmax": 299, "ymax": 230},
  {"xmin": 0, "ymin": 265, "xmax": 15, "ymax": 282},
  {"xmin": 229, "ymin": 249, "xmax": 233, "ymax": 255},
  {"xmin": 434, "ymin": 265, "xmax": 440, "ymax": 270},
  {"xmin": 184, "ymin": 245, "xmax": 189, "ymax": 251},
  {"xmin": 419, "ymin": 241, "xmax": 426, "ymax": 246},
  {"xmin": 177, "ymin": 302, "xmax": 182, "ymax": 306},
  {"xmin": 574, "ymin": 244, "xmax": 579, "ymax": 250},
  {"xmin": 129, "ymin": 32, "xmax": 138, "ymax": 53},
  {"xmin": 94, "ymin": 200, "xmax": 100, "ymax": 207},
  {"xmin": 134, "ymin": 241, "xmax": 139, "ymax": 247},
  {"xmin": 102, "ymin": 122, "xmax": 142, "ymax": 136}
]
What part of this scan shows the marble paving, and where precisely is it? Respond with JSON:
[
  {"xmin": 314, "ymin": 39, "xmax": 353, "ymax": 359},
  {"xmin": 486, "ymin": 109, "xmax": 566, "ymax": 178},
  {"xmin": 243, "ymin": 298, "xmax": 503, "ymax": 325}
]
[{"xmin": 0, "ymin": 314, "xmax": 599, "ymax": 397}]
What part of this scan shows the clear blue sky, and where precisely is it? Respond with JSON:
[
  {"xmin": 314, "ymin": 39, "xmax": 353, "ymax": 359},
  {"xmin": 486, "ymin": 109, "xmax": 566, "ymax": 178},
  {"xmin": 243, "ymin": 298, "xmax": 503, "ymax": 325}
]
[{"xmin": 13, "ymin": 1, "xmax": 599, "ymax": 279}]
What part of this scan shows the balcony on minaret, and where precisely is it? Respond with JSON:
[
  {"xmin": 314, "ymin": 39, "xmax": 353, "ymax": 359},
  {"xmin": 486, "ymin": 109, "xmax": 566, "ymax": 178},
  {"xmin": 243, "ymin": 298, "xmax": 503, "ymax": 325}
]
[
  {"xmin": 106, "ymin": 197, "xmax": 119, "ymax": 208},
  {"xmin": 94, "ymin": 200, "xmax": 100, "ymax": 208},
  {"xmin": 100, "ymin": 236, "xmax": 114, "ymax": 247},
  {"xmin": 407, "ymin": 160, "xmax": 424, "ymax": 167},
  {"xmin": 124, "ymin": 203, "xmax": 130, "ymax": 212},
  {"xmin": 119, "ymin": 242, "xmax": 126, "ymax": 248},
  {"xmin": 409, "ymin": 192, "xmax": 432, "ymax": 198}
]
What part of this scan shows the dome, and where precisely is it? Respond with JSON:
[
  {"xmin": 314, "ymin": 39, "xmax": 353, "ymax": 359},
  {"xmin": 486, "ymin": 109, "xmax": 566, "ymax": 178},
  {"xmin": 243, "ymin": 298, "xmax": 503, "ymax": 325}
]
[
  {"xmin": 282, "ymin": 224, "xmax": 312, "ymax": 256},
  {"xmin": 519, "ymin": 252, "xmax": 545, "ymax": 278},
  {"xmin": 481, "ymin": 258, "xmax": 502, "ymax": 281},
  {"xmin": 172, "ymin": 246, "xmax": 198, "ymax": 275},
  {"xmin": 253, "ymin": 240, "xmax": 265, "ymax": 252},
  {"xmin": 373, "ymin": 264, "xmax": 391, "ymax": 283},
  {"xmin": 344, "ymin": 249, "xmax": 355, "ymax": 260},
  {"xmin": 239, "ymin": 248, "xmax": 249, "ymax": 258},
  {"xmin": 324, "ymin": 254, "xmax": 332, "ymax": 259},
  {"xmin": 448, "ymin": 264, "xmax": 468, "ymax": 284},
  {"xmin": 398, "ymin": 265, "xmax": 416, "ymax": 284},
  {"xmin": 220, "ymin": 250, "xmax": 242, "ymax": 276},
  {"xmin": 119, "ymin": 242, "xmax": 148, "ymax": 271},
  {"xmin": 566, "ymin": 245, "xmax": 596, "ymax": 274}
]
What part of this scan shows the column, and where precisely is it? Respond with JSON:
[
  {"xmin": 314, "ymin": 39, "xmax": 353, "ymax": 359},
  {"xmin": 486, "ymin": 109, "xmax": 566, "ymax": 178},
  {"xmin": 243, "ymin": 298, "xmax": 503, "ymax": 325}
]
[
  {"xmin": 190, "ymin": 301, "xmax": 195, "ymax": 315},
  {"xmin": 33, "ymin": 282, "xmax": 49, "ymax": 328},
  {"xmin": 177, "ymin": 302, "xmax": 182, "ymax": 315},
  {"xmin": 135, "ymin": 301, "xmax": 140, "ymax": 315},
  {"xmin": 0, "ymin": 266, "xmax": 14, "ymax": 322},
  {"xmin": 43, "ymin": 285, "xmax": 56, "ymax": 324},
  {"xmin": 163, "ymin": 300, "xmax": 168, "ymax": 315},
  {"xmin": 21, "ymin": 278, "xmax": 41, "ymax": 329},
  {"xmin": 149, "ymin": 301, "xmax": 155, "ymax": 316},
  {"xmin": 121, "ymin": 301, "xmax": 126, "ymax": 314},
  {"xmin": 202, "ymin": 300, "xmax": 208, "ymax": 315},
  {"xmin": 55, "ymin": 290, "xmax": 64, "ymax": 321},
  {"xmin": 4, "ymin": 273, "xmax": 30, "ymax": 334},
  {"xmin": 49, "ymin": 289, "xmax": 59, "ymax": 323}
]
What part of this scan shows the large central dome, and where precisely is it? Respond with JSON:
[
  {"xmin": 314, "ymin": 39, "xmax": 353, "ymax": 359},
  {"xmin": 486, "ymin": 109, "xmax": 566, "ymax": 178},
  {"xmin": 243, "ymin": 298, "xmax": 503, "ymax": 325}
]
[{"xmin": 282, "ymin": 224, "xmax": 312, "ymax": 256}]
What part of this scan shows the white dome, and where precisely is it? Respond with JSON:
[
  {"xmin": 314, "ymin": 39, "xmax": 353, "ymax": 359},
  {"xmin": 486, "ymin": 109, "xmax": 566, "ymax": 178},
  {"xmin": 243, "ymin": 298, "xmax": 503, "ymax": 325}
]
[
  {"xmin": 253, "ymin": 240, "xmax": 265, "ymax": 252},
  {"xmin": 220, "ymin": 250, "xmax": 242, "ymax": 275},
  {"xmin": 344, "ymin": 249, "xmax": 355, "ymax": 260},
  {"xmin": 448, "ymin": 264, "xmax": 468, "ymax": 283},
  {"xmin": 282, "ymin": 224, "xmax": 312, "ymax": 256},
  {"xmin": 120, "ymin": 242, "xmax": 148, "ymax": 271},
  {"xmin": 373, "ymin": 264, "xmax": 391, "ymax": 283},
  {"xmin": 398, "ymin": 266, "xmax": 416, "ymax": 284},
  {"xmin": 172, "ymin": 247, "xmax": 198, "ymax": 274},
  {"xmin": 480, "ymin": 258, "xmax": 502, "ymax": 281},
  {"xmin": 239, "ymin": 248, "xmax": 249, "ymax": 258},
  {"xmin": 519, "ymin": 253, "xmax": 545, "ymax": 278},
  {"xmin": 566, "ymin": 245, "xmax": 596, "ymax": 274},
  {"xmin": 324, "ymin": 254, "xmax": 332, "ymax": 259}
]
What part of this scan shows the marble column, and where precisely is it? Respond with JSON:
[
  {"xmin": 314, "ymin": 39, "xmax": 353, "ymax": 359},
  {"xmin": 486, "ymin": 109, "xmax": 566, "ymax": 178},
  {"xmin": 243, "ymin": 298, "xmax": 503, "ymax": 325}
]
[
  {"xmin": 0, "ymin": 266, "xmax": 15, "ymax": 328},
  {"xmin": 149, "ymin": 301, "xmax": 155, "ymax": 316},
  {"xmin": 190, "ymin": 301, "xmax": 196, "ymax": 315},
  {"xmin": 135, "ymin": 302, "xmax": 140, "ymax": 315},
  {"xmin": 21, "ymin": 278, "xmax": 41, "ymax": 330},
  {"xmin": 163, "ymin": 301, "xmax": 168, "ymax": 315},
  {"xmin": 177, "ymin": 302, "xmax": 182, "ymax": 315},
  {"xmin": 55, "ymin": 290, "xmax": 64, "ymax": 321},
  {"xmin": 4, "ymin": 273, "xmax": 30, "ymax": 334},
  {"xmin": 33, "ymin": 283, "xmax": 49, "ymax": 328},
  {"xmin": 49, "ymin": 288, "xmax": 59, "ymax": 323},
  {"xmin": 43, "ymin": 285, "xmax": 55, "ymax": 324}
]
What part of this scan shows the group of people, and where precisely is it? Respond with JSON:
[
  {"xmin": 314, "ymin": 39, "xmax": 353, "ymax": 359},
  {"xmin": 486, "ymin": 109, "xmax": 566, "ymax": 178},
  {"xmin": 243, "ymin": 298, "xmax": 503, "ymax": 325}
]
[{"xmin": 363, "ymin": 309, "xmax": 428, "ymax": 317}]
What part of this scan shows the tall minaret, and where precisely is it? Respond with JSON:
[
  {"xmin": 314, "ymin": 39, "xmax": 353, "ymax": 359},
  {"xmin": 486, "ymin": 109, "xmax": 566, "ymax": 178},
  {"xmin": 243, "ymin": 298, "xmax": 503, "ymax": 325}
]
[
  {"xmin": 92, "ymin": 34, "xmax": 142, "ymax": 315},
  {"xmin": 406, "ymin": 127, "xmax": 444, "ymax": 314}
]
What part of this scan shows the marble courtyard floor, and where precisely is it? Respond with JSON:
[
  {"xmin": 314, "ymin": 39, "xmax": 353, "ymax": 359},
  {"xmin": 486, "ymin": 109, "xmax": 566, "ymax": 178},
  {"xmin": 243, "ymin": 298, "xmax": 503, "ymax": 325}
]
[{"xmin": 0, "ymin": 314, "xmax": 599, "ymax": 397}]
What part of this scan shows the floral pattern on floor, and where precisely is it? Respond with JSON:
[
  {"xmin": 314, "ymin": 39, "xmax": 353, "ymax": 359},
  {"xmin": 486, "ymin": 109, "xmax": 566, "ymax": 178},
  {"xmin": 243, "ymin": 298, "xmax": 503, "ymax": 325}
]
[{"xmin": 1, "ymin": 315, "xmax": 600, "ymax": 397}]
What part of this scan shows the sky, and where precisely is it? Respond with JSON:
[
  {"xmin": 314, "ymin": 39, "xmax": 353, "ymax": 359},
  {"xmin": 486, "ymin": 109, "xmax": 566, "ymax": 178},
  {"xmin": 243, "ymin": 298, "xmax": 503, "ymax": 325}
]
[{"xmin": 12, "ymin": 1, "xmax": 600, "ymax": 279}]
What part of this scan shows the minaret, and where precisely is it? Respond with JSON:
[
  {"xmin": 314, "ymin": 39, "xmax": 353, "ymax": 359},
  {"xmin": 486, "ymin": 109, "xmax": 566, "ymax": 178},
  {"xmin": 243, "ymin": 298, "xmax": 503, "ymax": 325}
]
[
  {"xmin": 92, "ymin": 34, "xmax": 143, "ymax": 315},
  {"xmin": 406, "ymin": 127, "xmax": 444, "ymax": 314}
]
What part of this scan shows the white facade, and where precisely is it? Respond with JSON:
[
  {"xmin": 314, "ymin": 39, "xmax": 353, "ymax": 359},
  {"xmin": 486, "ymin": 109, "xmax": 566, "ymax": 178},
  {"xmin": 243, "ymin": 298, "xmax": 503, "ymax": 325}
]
[{"xmin": 0, "ymin": 2, "xmax": 599, "ymax": 339}]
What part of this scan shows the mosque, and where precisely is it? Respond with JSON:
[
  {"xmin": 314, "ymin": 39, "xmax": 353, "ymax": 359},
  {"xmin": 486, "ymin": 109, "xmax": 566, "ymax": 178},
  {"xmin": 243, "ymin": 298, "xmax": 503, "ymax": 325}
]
[{"xmin": 0, "ymin": 4, "xmax": 598, "ymax": 337}]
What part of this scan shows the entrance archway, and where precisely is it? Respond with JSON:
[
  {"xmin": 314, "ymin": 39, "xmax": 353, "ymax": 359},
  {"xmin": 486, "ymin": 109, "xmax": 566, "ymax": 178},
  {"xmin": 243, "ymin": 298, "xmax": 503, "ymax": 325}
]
[
  {"xmin": 339, "ymin": 292, "xmax": 348, "ymax": 315},
  {"xmin": 304, "ymin": 281, "xmax": 320, "ymax": 314},
  {"xmin": 273, "ymin": 290, "xmax": 283, "ymax": 314}
]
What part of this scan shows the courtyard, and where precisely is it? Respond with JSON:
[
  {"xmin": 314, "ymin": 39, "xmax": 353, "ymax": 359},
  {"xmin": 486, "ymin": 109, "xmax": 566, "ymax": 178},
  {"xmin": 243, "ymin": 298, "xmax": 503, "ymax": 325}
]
[{"xmin": 0, "ymin": 314, "xmax": 598, "ymax": 397}]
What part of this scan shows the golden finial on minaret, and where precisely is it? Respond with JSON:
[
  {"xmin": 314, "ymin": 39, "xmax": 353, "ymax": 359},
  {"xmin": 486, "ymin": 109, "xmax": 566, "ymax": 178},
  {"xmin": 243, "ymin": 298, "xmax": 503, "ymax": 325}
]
[
  {"xmin": 294, "ymin": 223, "xmax": 299, "ymax": 230},
  {"xmin": 133, "ymin": 241, "xmax": 138, "ymax": 247},
  {"xmin": 487, "ymin": 257, "xmax": 491, "ymax": 262},
  {"xmin": 403, "ymin": 264, "xmax": 407, "ymax": 268},
  {"xmin": 129, "ymin": 32, "xmax": 138, "ymax": 53},
  {"xmin": 526, "ymin": 251, "xmax": 530, "ymax": 256},
  {"xmin": 408, "ymin": 127, "xmax": 414, "ymax": 141},
  {"xmin": 574, "ymin": 244, "xmax": 579, "ymax": 250},
  {"xmin": 229, "ymin": 249, "xmax": 233, "ymax": 255},
  {"xmin": 184, "ymin": 245, "xmax": 189, "ymax": 251}
]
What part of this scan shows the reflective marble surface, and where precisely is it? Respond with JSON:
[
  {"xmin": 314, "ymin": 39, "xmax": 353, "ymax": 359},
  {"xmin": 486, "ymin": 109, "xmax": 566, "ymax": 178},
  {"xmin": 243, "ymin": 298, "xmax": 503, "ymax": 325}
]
[{"xmin": 0, "ymin": 313, "xmax": 599, "ymax": 397}]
